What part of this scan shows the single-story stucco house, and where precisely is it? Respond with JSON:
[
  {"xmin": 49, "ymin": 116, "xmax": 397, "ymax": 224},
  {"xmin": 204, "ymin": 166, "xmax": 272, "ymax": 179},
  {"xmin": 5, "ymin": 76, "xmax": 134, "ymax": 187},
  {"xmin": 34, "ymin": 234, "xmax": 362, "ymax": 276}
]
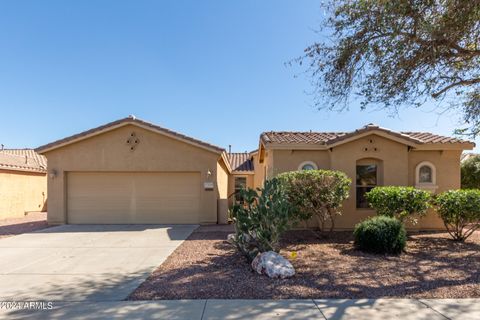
[
  {"xmin": 36, "ymin": 116, "xmax": 475, "ymax": 229},
  {"xmin": 0, "ymin": 149, "xmax": 47, "ymax": 219}
]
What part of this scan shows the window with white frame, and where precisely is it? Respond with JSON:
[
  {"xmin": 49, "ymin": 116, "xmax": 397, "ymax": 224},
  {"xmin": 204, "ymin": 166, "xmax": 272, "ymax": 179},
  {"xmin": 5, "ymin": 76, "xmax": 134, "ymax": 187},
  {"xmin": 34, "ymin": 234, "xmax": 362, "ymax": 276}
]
[
  {"xmin": 298, "ymin": 161, "xmax": 318, "ymax": 171},
  {"xmin": 415, "ymin": 161, "xmax": 437, "ymax": 190}
]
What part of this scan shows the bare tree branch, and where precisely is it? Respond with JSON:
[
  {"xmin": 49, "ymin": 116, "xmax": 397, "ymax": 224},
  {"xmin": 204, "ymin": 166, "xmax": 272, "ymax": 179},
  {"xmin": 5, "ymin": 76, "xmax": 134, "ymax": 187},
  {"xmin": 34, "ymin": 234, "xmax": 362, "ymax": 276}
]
[{"xmin": 432, "ymin": 78, "xmax": 480, "ymax": 98}]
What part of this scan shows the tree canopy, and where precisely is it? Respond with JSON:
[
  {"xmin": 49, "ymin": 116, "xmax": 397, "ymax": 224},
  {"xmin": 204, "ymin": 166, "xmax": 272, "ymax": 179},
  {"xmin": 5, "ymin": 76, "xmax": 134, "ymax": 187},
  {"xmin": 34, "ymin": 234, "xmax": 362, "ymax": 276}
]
[
  {"xmin": 302, "ymin": 0, "xmax": 480, "ymax": 135},
  {"xmin": 461, "ymin": 155, "xmax": 480, "ymax": 188}
]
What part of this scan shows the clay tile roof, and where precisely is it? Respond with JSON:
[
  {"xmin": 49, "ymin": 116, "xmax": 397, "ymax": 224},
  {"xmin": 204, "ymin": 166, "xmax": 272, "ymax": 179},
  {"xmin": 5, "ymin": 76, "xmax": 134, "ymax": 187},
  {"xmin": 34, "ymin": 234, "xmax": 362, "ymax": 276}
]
[
  {"xmin": 260, "ymin": 124, "xmax": 474, "ymax": 146},
  {"xmin": 227, "ymin": 153, "xmax": 254, "ymax": 172},
  {"xmin": 36, "ymin": 116, "xmax": 225, "ymax": 154},
  {"xmin": 400, "ymin": 132, "xmax": 470, "ymax": 144},
  {"xmin": 0, "ymin": 149, "xmax": 47, "ymax": 173},
  {"xmin": 260, "ymin": 131, "xmax": 347, "ymax": 144}
]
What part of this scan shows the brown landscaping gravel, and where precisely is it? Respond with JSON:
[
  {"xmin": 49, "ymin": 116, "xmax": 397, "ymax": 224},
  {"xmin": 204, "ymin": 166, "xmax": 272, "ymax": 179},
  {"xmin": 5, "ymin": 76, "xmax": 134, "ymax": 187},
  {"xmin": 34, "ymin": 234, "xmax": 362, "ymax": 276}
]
[
  {"xmin": 0, "ymin": 212, "xmax": 49, "ymax": 238},
  {"xmin": 129, "ymin": 227, "xmax": 480, "ymax": 300}
]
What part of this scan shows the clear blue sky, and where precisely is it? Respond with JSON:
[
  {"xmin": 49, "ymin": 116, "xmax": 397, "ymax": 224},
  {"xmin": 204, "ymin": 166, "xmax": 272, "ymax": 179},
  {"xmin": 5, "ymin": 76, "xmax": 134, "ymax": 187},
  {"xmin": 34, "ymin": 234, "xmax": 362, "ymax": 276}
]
[{"xmin": 0, "ymin": 1, "xmax": 477, "ymax": 152}]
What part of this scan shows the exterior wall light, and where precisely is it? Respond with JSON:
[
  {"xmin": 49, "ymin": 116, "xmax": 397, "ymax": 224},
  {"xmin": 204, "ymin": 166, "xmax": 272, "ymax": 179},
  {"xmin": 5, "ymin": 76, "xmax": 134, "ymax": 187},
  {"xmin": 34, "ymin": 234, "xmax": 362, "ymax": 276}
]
[{"xmin": 49, "ymin": 169, "xmax": 57, "ymax": 179}]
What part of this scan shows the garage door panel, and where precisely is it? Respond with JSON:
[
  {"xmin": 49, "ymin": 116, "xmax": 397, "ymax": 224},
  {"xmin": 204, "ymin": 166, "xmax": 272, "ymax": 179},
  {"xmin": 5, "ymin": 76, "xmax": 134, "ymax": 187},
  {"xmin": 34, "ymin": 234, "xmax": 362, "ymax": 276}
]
[{"xmin": 67, "ymin": 172, "xmax": 200, "ymax": 224}]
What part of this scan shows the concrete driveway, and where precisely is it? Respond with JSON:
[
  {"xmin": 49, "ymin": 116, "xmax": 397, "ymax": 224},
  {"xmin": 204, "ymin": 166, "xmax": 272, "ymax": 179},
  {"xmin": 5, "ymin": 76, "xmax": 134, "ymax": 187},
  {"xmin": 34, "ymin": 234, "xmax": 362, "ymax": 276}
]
[{"xmin": 0, "ymin": 224, "xmax": 197, "ymax": 301}]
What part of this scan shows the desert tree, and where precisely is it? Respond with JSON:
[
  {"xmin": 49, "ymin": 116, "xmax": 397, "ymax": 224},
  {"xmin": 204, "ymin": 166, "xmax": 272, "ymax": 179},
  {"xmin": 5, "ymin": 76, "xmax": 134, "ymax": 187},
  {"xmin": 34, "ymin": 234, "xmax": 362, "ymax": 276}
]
[{"xmin": 301, "ymin": 0, "xmax": 480, "ymax": 135}]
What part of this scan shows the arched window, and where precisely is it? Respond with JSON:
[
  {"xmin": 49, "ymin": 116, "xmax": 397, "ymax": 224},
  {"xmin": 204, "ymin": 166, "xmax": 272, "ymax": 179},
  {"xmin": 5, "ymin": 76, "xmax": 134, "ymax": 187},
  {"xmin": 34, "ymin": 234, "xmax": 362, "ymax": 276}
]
[
  {"xmin": 298, "ymin": 161, "xmax": 318, "ymax": 171},
  {"xmin": 415, "ymin": 161, "xmax": 437, "ymax": 190},
  {"xmin": 419, "ymin": 165, "xmax": 433, "ymax": 183}
]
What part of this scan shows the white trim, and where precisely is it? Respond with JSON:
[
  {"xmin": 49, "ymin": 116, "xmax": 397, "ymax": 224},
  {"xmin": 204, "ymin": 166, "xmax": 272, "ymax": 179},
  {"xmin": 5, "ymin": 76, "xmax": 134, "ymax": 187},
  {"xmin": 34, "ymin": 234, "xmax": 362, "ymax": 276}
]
[
  {"xmin": 415, "ymin": 161, "xmax": 438, "ymax": 191},
  {"xmin": 232, "ymin": 171, "xmax": 255, "ymax": 175},
  {"xmin": 298, "ymin": 161, "xmax": 318, "ymax": 171}
]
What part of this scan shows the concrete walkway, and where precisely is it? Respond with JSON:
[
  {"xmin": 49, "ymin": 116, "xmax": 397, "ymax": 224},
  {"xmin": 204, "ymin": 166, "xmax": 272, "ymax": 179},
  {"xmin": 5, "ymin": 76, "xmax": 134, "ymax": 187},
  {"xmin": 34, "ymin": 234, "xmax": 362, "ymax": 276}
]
[
  {"xmin": 1, "ymin": 299, "xmax": 478, "ymax": 319},
  {"xmin": 0, "ymin": 224, "xmax": 197, "ymax": 301}
]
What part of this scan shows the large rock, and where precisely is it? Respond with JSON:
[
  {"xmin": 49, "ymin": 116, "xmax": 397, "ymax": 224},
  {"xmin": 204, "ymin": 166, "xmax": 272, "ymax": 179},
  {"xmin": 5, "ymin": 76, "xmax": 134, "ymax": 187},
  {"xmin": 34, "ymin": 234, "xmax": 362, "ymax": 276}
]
[
  {"xmin": 226, "ymin": 233, "xmax": 236, "ymax": 244},
  {"xmin": 251, "ymin": 251, "xmax": 295, "ymax": 279}
]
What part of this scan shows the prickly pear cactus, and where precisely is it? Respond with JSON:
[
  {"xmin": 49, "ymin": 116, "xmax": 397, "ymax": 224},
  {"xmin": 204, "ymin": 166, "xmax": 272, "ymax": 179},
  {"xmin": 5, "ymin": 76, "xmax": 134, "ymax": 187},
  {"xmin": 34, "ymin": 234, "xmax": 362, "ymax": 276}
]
[{"xmin": 230, "ymin": 178, "xmax": 296, "ymax": 262}]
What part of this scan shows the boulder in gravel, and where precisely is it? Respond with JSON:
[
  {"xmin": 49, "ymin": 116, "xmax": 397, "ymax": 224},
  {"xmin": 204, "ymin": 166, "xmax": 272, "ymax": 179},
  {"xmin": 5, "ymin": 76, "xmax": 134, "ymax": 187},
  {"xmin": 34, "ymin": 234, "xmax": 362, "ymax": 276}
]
[
  {"xmin": 226, "ymin": 233, "xmax": 236, "ymax": 244},
  {"xmin": 251, "ymin": 251, "xmax": 295, "ymax": 279}
]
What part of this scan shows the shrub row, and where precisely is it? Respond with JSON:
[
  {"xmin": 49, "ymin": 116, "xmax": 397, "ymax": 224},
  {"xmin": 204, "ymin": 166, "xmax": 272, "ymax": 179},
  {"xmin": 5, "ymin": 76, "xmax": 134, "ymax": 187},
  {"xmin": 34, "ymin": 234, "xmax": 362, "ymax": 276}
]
[
  {"xmin": 231, "ymin": 170, "xmax": 480, "ymax": 260},
  {"xmin": 354, "ymin": 188, "xmax": 480, "ymax": 253},
  {"xmin": 366, "ymin": 186, "xmax": 480, "ymax": 242}
]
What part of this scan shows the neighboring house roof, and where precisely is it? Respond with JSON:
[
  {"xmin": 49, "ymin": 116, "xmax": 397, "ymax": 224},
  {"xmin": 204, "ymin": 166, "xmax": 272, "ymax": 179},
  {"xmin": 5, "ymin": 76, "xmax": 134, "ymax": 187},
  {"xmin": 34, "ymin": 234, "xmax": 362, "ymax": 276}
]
[
  {"xmin": 227, "ymin": 153, "xmax": 254, "ymax": 173},
  {"xmin": 261, "ymin": 124, "xmax": 474, "ymax": 149},
  {"xmin": 461, "ymin": 153, "xmax": 479, "ymax": 162},
  {"xmin": 36, "ymin": 116, "xmax": 225, "ymax": 154},
  {"xmin": 0, "ymin": 149, "xmax": 47, "ymax": 173}
]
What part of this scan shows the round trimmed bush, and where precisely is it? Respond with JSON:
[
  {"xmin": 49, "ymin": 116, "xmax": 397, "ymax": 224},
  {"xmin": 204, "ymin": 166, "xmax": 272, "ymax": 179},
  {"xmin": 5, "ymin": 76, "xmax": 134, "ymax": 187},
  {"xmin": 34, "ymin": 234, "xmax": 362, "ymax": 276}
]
[
  {"xmin": 365, "ymin": 186, "xmax": 431, "ymax": 224},
  {"xmin": 354, "ymin": 216, "xmax": 406, "ymax": 254},
  {"xmin": 434, "ymin": 189, "xmax": 480, "ymax": 241}
]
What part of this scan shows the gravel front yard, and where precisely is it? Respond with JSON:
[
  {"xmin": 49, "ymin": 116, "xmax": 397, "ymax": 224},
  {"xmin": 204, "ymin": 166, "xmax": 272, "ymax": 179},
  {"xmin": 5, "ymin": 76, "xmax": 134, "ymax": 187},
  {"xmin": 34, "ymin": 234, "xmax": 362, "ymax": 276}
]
[
  {"xmin": 129, "ymin": 227, "xmax": 480, "ymax": 300},
  {"xmin": 0, "ymin": 212, "xmax": 49, "ymax": 238}
]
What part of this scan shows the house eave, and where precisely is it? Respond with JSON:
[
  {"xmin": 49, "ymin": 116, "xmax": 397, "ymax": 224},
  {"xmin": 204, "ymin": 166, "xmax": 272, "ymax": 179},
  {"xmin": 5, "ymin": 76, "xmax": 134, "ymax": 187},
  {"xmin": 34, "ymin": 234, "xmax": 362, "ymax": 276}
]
[{"xmin": 36, "ymin": 118, "xmax": 225, "ymax": 155}]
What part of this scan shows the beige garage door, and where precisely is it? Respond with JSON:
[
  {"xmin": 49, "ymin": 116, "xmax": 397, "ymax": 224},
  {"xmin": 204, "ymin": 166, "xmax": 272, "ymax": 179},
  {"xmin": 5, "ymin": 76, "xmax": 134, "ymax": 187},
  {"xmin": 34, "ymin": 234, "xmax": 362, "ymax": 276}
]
[{"xmin": 67, "ymin": 172, "xmax": 201, "ymax": 224}]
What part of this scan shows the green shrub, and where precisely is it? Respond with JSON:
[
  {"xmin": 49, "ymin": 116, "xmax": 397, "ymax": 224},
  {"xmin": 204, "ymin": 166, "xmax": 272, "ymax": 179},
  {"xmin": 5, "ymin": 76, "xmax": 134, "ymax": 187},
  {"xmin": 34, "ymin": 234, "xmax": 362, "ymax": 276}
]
[
  {"xmin": 434, "ymin": 189, "xmax": 480, "ymax": 241},
  {"xmin": 277, "ymin": 170, "xmax": 351, "ymax": 234},
  {"xmin": 354, "ymin": 216, "xmax": 406, "ymax": 254},
  {"xmin": 230, "ymin": 178, "xmax": 298, "ymax": 261},
  {"xmin": 365, "ymin": 186, "xmax": 431, "ymax": 224},
  {"xmin": 461, "ymin": 155, "xmax": 480, "ymax": 189}
]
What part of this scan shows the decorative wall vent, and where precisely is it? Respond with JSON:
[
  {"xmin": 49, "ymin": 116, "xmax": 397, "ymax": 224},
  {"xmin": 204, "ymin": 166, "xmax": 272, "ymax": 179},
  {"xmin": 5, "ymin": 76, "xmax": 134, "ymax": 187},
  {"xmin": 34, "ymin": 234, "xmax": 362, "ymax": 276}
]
[
  {"xmin": 126, "ymin": 132, "xmax": 140, "ymax": 151},
  {"xmin": 363, "ymin": 138, "xmax": 379, "ymax": 153}
]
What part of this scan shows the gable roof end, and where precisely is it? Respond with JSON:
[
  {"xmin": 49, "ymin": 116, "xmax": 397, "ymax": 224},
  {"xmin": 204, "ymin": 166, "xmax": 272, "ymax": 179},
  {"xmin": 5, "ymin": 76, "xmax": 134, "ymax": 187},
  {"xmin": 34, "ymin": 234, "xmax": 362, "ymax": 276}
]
[
  {"xmin": 327, "ymin": 124, "xmax": 422, "ymax": 146},
  {"xmin": 35, "ymin": 117, "xmax": 225, "ymax": 154}
]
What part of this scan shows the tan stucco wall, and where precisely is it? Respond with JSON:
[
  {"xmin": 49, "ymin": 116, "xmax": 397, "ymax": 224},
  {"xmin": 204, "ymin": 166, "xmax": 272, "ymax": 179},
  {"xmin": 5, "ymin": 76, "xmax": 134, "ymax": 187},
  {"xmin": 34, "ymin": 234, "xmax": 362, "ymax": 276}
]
[
  {"xmin": 252, "ymin": 153, "xmax": 265, "ymax": 189},
  {"xmin": 329, "ymin": 134, "xmax": 409, "ymax": 229},
  {"xmin": 43, "ymin": 124, "xmax": 223, "ymax": 225},
  {"xmin": 408, "ymin": 149, "xmax": 462, "ymax": 229},
  {"xmin": 216, "ymin": 161, "xmax": 230, "ymax": 224},
  {"xmin": 0, "ymin": 170, "xmax": 47, "ymax": 219},
  {"xmin": 227, "ymin": 174, "xmax": 254, "ymax": 207},
  {"xmin": 264, "ymin": 150, "xmax": 274, "ymax": 180},
  {"xmin": 271, "ymin": 149, "xmax": 330, "ymax": 175},
  {"xmin": 268, "ymin": 134, "xmax": 463, "ymax": 230}
]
